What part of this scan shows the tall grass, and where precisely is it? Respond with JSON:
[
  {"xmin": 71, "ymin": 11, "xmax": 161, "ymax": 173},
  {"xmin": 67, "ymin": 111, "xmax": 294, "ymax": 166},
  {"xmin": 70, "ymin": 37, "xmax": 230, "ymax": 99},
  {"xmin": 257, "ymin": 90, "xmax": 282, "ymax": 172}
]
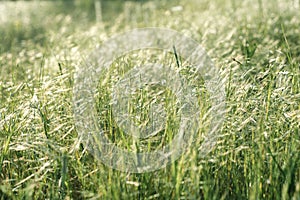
[{"xmin": 0, "ymin": 0, "xmax": 299, "ymax": 199}]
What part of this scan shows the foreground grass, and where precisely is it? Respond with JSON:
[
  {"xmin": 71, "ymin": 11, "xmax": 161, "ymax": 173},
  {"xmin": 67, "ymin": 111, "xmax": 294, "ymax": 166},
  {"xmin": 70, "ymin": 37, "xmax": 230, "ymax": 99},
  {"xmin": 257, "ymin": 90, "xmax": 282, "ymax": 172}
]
[{"xmin": 0, "ymin": 0, "xmax": 299, "ymax": 199}]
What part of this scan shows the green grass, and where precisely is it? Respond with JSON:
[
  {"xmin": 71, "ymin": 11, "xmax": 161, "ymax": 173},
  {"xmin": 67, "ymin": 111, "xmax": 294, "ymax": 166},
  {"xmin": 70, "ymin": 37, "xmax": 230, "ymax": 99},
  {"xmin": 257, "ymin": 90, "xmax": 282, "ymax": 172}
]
[{"xmin": 0, "ymin": 0, "xmax": 299, "ymax": 199}]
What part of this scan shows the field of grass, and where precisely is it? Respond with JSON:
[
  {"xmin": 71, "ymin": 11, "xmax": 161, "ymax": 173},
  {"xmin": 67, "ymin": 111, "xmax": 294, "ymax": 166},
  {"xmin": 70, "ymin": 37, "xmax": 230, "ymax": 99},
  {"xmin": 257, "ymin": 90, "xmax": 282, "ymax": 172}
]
[{"xmin": 0, "ymin": 0, "xmax": 300, "ymax": 199}]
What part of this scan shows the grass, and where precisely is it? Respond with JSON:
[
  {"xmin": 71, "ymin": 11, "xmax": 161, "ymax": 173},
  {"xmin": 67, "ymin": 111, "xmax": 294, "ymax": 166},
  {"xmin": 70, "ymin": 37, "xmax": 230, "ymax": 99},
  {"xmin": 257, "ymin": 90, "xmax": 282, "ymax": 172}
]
[{"xmin": 0, "ymin": 0, "xmax": 299, "ymax": 199}]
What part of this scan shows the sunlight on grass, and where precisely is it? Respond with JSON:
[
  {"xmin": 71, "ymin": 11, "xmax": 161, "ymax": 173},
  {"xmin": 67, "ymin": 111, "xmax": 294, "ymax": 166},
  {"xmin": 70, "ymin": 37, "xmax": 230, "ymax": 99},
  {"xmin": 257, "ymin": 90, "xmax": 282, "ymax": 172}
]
[{"xmin": 0, "ymin": 0, "xmax": 299, "ymax": 199}]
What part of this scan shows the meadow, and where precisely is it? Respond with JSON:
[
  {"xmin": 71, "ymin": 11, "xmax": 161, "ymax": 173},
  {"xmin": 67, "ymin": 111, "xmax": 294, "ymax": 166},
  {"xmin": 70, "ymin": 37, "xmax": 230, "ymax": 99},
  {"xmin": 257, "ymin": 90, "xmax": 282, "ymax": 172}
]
[{"xmin": 0, "ymin": 0, "xmax": 299, "ymax": 199}]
